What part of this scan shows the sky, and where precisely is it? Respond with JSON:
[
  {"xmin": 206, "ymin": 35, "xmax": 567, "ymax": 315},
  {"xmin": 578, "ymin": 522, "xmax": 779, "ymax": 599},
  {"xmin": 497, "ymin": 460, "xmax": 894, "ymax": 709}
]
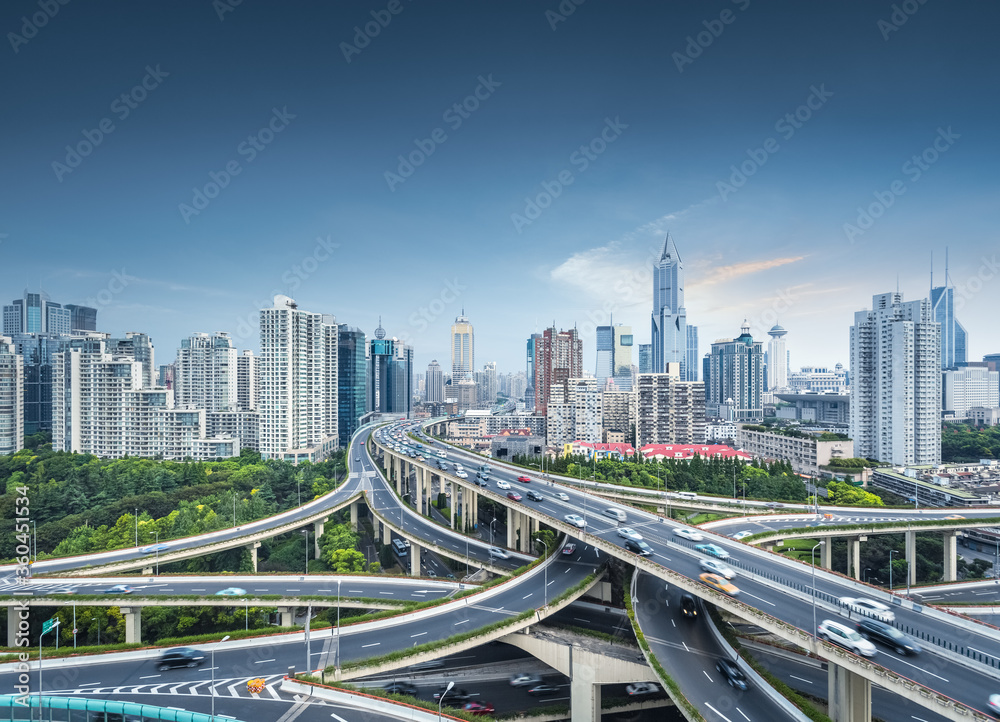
[{"xmin": 2, "ymin": 0, "xmax": 998, "ymax": 377}]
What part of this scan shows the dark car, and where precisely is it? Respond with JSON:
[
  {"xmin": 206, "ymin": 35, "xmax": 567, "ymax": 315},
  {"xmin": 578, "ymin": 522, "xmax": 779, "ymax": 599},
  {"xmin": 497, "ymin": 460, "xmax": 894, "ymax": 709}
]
[
  {"xmin": 715, "ymin": 658, "xmax": 748, "ymax": 690},
  {"xmin": 383, "ymin": 681, "xmax": 419, "ymax": 695},
  {"xmin": 157, "ymin": 647, "xmax": 205, "ymax": 671},
  {"xmin": 526, "ymin": 490, "xmax": 544, "ymax": 502},
  {"xmin": 680, "ymin": 593, "xmax": 698, "ymax": 619},
  {"xmin": 856, "ymin": 618, "xmax": 922, "ymax": 655},
  {"xmin": 507, "ymin": 491, "xmax": 522, "ymax": 502},
  {"xmin": 433, "ymin": 687, "xmax": 472, "ymax": 702},
  {"xmin": 624, "ymin": 538, "xmax": 653, "ymax": 556},
  {"xmin": 527, "ymin": 683, "xmax": 561, "ymax": 696},
  {"xmin": 101, "ymin": 584, "xmax": 134, "ymax": 595}
]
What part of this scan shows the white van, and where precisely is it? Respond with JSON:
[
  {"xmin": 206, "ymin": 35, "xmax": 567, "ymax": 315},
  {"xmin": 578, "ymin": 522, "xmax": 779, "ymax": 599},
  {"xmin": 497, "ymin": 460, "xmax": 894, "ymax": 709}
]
[
  {"xmin": 603, "ymin": 507, "xmax": 627, "ymax": 522},
  {"xmin": 676, "ymin": 491, "xmax": 697, "ymax": 500}
]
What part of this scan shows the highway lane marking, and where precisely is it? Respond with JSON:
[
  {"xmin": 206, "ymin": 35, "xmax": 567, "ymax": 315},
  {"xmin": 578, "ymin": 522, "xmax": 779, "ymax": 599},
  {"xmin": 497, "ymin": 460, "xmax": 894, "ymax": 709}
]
[
  {"xmin": 968, "ymin": 646, "xmax": 999, "ymax": 660},
  {"xmin": 682, "ymin": 642, "xmax": 689, "ymax": 652},
  {"xmin": 893, "ymin": 658, "xmax": 948, "ymax": 682},
  {"xmin": 318, "ymin": 589, "xmax": 333, "ymax": 592},
  {"xmin": 331, "ymin": 715, "xmax": 349, "ymax": 722},
  {"xmin": 671, "ymin": 619, "xmax": 676, "ymax": 628},
  {"xmin": 139, "ymin": 675, "xmax": 161, "ymax": 680},
  {"xmin": 79, "ymin": 683, "xmax": 101, "ymax": 687},
  {"xmin": 653, "ymin": 553, "xmax": 672, "ymax": 563},
  {"xmin": 522, "ymin": 593, "xmax": 533, "ymax": 599},
  {"xmin": 789, "ymin": 675, "xmax": 812, "ymax": 684},
  {"xmin": 411, "ymin": 632, "xmax": 427, "ymax": 638},
  {"xmin": 362, "ymin": 642, "xmax": 381, "ymax": 648},
  {"xmin": 739, "ymin": 592, "xmax": 776, "ymax": 607},
  {"xmin": 379, "ymin": 592, "xmax": 394, "ymax": 595},
  {"xmin": 736, "ymin": 708, "xmax": 750, "ymax": 721},
  {"xmin": 349, "ymin": 590, "xmax": 364, "ymax": 593},
  {"xmin": 454, "ymin": 619, "xmax": 469, "ymax": 625},
  {"xmin": 911, "ymin": 717, "xmax": 930, "ymax": 721},
  {"xmin": 705, "ymin": 703, "xmax": 733, "ymax": 721},
  {"xmin": 255, "ymin": 659, "xmax": 276, "ymax": 663}
]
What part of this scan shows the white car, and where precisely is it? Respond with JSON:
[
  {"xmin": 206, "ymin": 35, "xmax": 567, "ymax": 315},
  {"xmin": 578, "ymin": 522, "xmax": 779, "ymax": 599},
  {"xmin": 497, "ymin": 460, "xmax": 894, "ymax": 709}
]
[
  {"xmin": 626, "ymin": 682, "xmax": 659, "ymax": 696},
  {"xmin": 555, "ymin": 492, "xmax": 570, "ymax": 501},
  {"xmin": 496, "ymin": 480, "xmax": 511, "ymax": 490},
  {"xmin": 818, "ymin": 619, "xmax": 877, "ymax": 657},
  {"xmin": 489, "ymin": 547, "xmax": 510, "ymax": 559},
  {"xmin": 455, "ymin": 471, "xmax": 468, "ymax": 478},
  {"xmin": 673, "ymin": 527, "xmax": 704, "ymax": 541},
  {"xmin": 617, "ymin": 527, "xmax": 643, "ymax": 541},
  {"xmin": 840, "ymin": 597, "xmax": 895, "ymax": 623},
  {"xmin": 564, "ymin": 514, "xmax": 587, "ymax": 528},
  {"xmin": 730, "ymin": 530, "xmax": 753, "ymax": 540},
  {"xmin": 699, "ymin": 558, "xmax": 737, "ymax": 579}
]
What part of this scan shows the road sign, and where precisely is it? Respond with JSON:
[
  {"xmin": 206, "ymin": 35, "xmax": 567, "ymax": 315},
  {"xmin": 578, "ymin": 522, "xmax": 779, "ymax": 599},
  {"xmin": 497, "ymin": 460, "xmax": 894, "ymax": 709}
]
[{"xmin": 42, "ymin": 618, "xmax": 59, "ymax": 634}]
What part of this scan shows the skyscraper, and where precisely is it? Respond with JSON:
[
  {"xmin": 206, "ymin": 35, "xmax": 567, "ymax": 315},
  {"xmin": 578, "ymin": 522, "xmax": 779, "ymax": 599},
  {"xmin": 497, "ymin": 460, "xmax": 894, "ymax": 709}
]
[
  {"xmin": 338, "ymin": 326, "xmax": 367, "ymax": 447},
  {"xmin": 636, "ymin": 367, "xmax": 706, "ymax": 447},
  {"xmin": 930, "ymin": 257, "xmax": 968, "ymax": 369},
  {"xmin": 651, "ymin": 235, "xmax": 698, "ymax": 380},
  {"xmin": 766, "ymin": 325, "xmax": 788, "ymax": 391},
  {"xmin": 64, "ymin": 304, "xmax": 98, "ymax": 332},
  {"xmin": 596, "ymin": 323, "xmax": 633, "ymax": 388},
  {"xmin": 451, "ymin": 311, "xmax": 474, "ymax": 382},
  {"xmin": 0, "ymin": 336, "xmax": 24, "ymax": 455},
  {"xmin": 526, "ymin": 333, "xmax": 542, "ymax": 410},
  {"xmin": 109, "ymin": 332, "xmax": 155, "ymax": 388},
  {"xmin": 638, "ymin": 344, "xmax": 652, "ymax": 374},
  {"xmin": 258, "ymin": 295, "xmax": 339, "ymax": 461},
  {"xmin": 174, "ymin": 332, "xmax": 238, "ymax": 412},
  {"xmin": 533, "ymin": 325, "xmax": 583, "ymax": 416},
  {"xmin": 2, "ymin": 290, "xmax": 75, "ymax": 336},
  {"xmin": 850, "ymin": 291, "xmax": 941, "ymax": 465},
  {"xmin": 426, "ymin": 360, "xmax": 444, "ymax": 403},
  {"xmin": 368, "ymin": 320, "xmax": 413, "ymax": 415},
  {"xmin": 707, "ymin": 321, "xmax": 765, "ymax": 421}
]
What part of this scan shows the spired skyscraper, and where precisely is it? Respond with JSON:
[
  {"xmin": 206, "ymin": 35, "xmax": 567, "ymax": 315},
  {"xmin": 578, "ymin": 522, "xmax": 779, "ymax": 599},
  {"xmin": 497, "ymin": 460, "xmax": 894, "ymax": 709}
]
[
  {"xmin": 651, "ymin": 235, "xmax": 698, "ymax": 381},
  {"xmin": 929, "ymin": 254, "xmax": 968, "ymax": 369},
  {"xmin": 450, "ymin": 311, "xmax": 474, "ymax": 382}
]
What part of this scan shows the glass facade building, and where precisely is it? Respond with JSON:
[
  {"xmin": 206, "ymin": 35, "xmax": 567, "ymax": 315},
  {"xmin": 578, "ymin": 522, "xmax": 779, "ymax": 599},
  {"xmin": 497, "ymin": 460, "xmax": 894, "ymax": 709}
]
[{"xmin": 338, "ymin": 326, "xmax": 367, "ymax": 446}]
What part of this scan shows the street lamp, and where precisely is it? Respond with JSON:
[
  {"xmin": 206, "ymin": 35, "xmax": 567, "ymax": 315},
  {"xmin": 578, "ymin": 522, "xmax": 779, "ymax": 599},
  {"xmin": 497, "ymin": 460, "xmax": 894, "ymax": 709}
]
[
  {"xmin": 32, "ymin": 520, "xmax": 36, "ymax": 563},
  {"xmin": 889, "ymin": 549, "xmax": 900, "ymax": 591},
  {"xmin": 539, "ymin": 539, "xmax": 549, "ymax": 607},
  {"xmin": 134, "ymin": 509, "xmax": 138, "ymax": 547},
  {"xmin": 301, "ymin": 529, "xmax": 309, "ymax": 575},
  {"xmin": 490, "ymin": 518, "xmax": 497, "ymax": 547},
  {"xmin": 38, "ymin": 618, "xmax": 59, "ymax": 719},
  {"xmin": 811, "ymin": 542, "xmax": 824, "ymax": 639},
  {"xmin": 211, "ymin": 635, "xmax": 230, "ymax": 721},
  {"xmin": 154, "ymin": 531, "xmax": 159, "ymax": 575},
  {"xmin": 336, "ymin": 578, "xmax": 342, "ymax": 670},
  {"xmin": 438, "ymin": 680, "xmax": 455, "ymax": 721}
]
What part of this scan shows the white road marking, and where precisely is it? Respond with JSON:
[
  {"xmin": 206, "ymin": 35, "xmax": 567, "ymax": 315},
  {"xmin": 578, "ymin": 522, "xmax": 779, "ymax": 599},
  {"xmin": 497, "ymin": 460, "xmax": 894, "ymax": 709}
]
[
  {"xmin": 703, "ymin": 670, "xmax": 714, "ymax": 682},
  {"xmin": 411, "ymin": 632, "xmax": 427, "ymax": 638},
  {"xmin": 682, "ymin": 642, "xmax": 689, "ymax": 652},
  {"xmin": 737, "ymin": 709, "xmax": 751, "ymax": 722},
  {"xmin": 894, "ymin": 658, "xmax": 948, "ymax": 682},
  {"xmin": 705, "ymin": 703, "xmax": 733, "ymax": 721},
  {"xmin": 789, "ymin": 675, "xmax": 812, "ymax": 684},
  {"xmin": 139, "ymin": 675, "xmax": 160, "ymax": 680},
  {"xmin": 255, "ymin": 659, "xmax": 276, "ymax": 663},
  {"xmin": 362, "ymin": 642, "xmax": 380, "ymax": 648},
  {"xmin": 740, "ymin": 592, "xmax": 776, "ymax": 607}
]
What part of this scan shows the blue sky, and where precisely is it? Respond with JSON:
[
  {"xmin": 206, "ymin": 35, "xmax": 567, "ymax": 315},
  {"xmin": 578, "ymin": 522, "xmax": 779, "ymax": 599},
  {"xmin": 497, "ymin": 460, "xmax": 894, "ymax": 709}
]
[{"xmin": 2, "ymin": 0, "xmax": 998, "ymax": 376}]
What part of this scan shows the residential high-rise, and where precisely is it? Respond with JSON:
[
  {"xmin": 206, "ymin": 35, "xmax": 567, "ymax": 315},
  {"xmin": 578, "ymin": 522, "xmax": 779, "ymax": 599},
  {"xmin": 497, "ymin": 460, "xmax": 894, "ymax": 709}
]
[
  {"xmin": 533, "ymin": 326, "xmax": 583, "ymax": 416},
  {"xmin": 766, "ymin": 325, "xmax": 788, "ymax": 391},
  {"xmin": 236, "ymin": 350, "xmax": 256, "ymax": 411},
  {"xmin": 850, "ymin": 291, "xmax": 941, "ymax": 465},
  {"xmin": 2, "ymin": 290, "xmax": 75, "ymax": 336},
  {"xmin": 109, "ymin": 332, "xmax": 155, "ymax": 388},
  {"xmin": 651, "ymin": 235, "xmax": 698, "ymax": 381},
  {"xmin": 930, "ymin": 255, "xmax": 968, "ymax": 369},
  {"xmin": 546, "ymin": 377, "xmax": 601, "ymax": 447},
  {"xmin": 526, "ymin": 333, "xmax": 542, "ymax": 410},
  {"xmin": 638, "ymin": 344, "xmax": 652, "ymax": 374},
  {"xmin": 338, "ymin": 326, "xmax": 367, "ymax": 447},
  {"xmin": 707, "ymin": 321, "xmax": 765, "ymax": 421},
  {"xmin": 942, "ymin": 364, "xmax": 999, "ymax": 420},
  {"xmin": 636, "ymin": 367, "xmax": 706, "ymax": 447},
  {"xmin": 451, "ymin": 311, "xmax": 474, "ymax": 382},
  {"xmin": 258, "ymin": 295, "xmax": 339, "ymax": 461},
  {"xmin": 0, "ymin": 336, "xmax": 24, "ymax": 455},
  {"xmin": 426, "ymin": 360, "xmax": 444, "ymax": 403},
  {"xmin": 602, "ymin": 386, "xmax": 635, "ymax": 444},
  {"xmin": 175, "ymin": 332, "xmax": 238, "ymax": 412},
  {"xmin": 478, "ymin": 362, "xmax": 498, "ymax": 408},
  {"xmin": 368, "ymin": 320, "xmax": 412, "ymax": 415}
]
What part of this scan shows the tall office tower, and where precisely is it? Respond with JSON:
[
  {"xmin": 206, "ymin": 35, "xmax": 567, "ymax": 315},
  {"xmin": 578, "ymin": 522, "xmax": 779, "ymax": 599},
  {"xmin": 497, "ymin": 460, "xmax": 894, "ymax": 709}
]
[
  {"xmin": 425, "ymin": 360, "xmax": 444, "ymax": 403},
  {"xmin": 636, "ymin": 367, "xmax": 707, "ymax": 447},
  {"xmin": 638, "ymin": 344, "xmax": 652, "ymax": 374},
  {"xmin": 766, "ymin": 325, "xmax": 789, "ymax": 391},
  {"xmin": 174, "ymin": 332, "xmax": 237, "ymax": 412},
  {"xmin": 930, "ymin": 254, "xmax": 968, "ymax": 369},
  {"xmin": 651, "ymin": 235, "xmax": 697, "ymax": 380},
  {"xmin": 702, "ymin": 354, "xmax": 710, "ymax": 398},
  {"xmin": 526, "ymin": 333, "xmax": 542, "ymax": 409},
  {"xmin": 258, "ymin": 295, "xmax": 339, "ymax": 461},
  {"xmin": 707, "ymin": 321, "xmax": 765, "ymax": 421},
  {"xmin": 0, "ymin": 336, "xmax": 24, "ymax": 455},
  {"xmin": 2, "ymin": 290, "xmax": 73, "ymax": 336},
  {"xmin": 597, "ymin": 324, "xmax": 635, "ymax": 389},
  {"xmin": 850, "ymin": 291, "xmax": 941, "ymax": 465},
  {"xmin": 109, "ymin": 332, "xmax": 155, "ymax": 388},
  {"xmin": 451, "ymin": 311, "xmax": 474, "ymax": 382},
  {"xmin": 942, "ymin": 364, "xmax": 999, "ymax": 420},
  {"xmin": 337, "ymin": 326, "xmax": 367, "ymax": 447},
  {"xmin": 595, "ymin": 326, "xmax": 614, "ymax": 383},
  {"xmin": 64, "ymin": 304, "xmax": 98, "ymax": 332},
  {"xmin": 686, "ymin": 325, "xmax": 699, "ymax": 382},
  {"xmin": 533, "ymin": 326, "xmax": 583, "ymax": 416},
  {"xmin": 985, "ymin": 353, "xmax": 1000, "ymax": 373},
  {"xmin": 236, "ymin": 350, "xmax": 256, "ymax": 411},
  {"xmin": 367, "ymin": 320, "xmax": 412, "ymax": 415}
]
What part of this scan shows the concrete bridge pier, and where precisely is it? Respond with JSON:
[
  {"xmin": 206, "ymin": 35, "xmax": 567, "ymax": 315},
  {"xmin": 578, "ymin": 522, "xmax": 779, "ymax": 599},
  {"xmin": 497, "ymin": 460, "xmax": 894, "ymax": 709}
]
[
  {"xmin": 821, "ymin": 540, "xmax": 832, "ymax": 569},
  {"xmin": 410, "ymin": 542, "xmax": 421, "ymax": 576},
  {"xmin": 943, "ymin": 531, "xmax": 957, "ymax": 582},
  {"xmin": 381, "ymin": 520, "xmax": 391, "ymax": 545},
  {"xmin": 350, "ymin": 500, "xmax": 359, "ymax": 532},
  {"xmin": 250, "ymin": 541, "xmax": 261, "ymax": 573},
  {"xmin": 847, "ymin": 537, "xmax": 863, "ymax": 580},
  {"xmin": 905, "ymin": 530, "xmax": 917, "ymax": 586},
  {"xmin": 471, "ymin": 489, "xmax": 479, "ymax": 528},
  {"xmin": 828, "ymin": 662, "xmax": 871, "ymax": 722},
  {"xmin": 314, "ymin": 518, "xmax": 327, "ymax": 559},
  {"xmin": 119, "ymin": 606, "xmax": 142, "ymax": 644},
  {"xmin": 571, "ymin": 673, "xmax": 601, "ymax": 722},
  {"xmin": 449, "ymin": 481, "xmax": 456, "ymax": 529},
  {"xmin": 276, "ymin": 606, "xmax": 296, "ymax": 627},
  {"xmin": 507, "ymin": 508, "xmax": 518, "ymax": 548},
  {"xmin": 7, "ymin": 608, "xmax": 19, "ymax": 647}
]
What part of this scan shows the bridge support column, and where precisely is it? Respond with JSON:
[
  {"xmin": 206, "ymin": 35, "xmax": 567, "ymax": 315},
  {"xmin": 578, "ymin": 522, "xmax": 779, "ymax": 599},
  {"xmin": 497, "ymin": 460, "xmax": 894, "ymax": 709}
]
[
  {"xmin": 350, "ymin": 501, "xmax": 359, "ymax": 532},
  {"xmin": 141, "ymin": 566, "xmax": 153, "ymax": 575},
  {"xmin": 7, "ymin": 608, "xmax": 17, "ymax": 647},
  {"xmin": 410, "ymin": 543, "xmax": 421, "ymax": 576},
  {"xmin": 827, "ymin": 662, "xmax": 871, "ymax": 722},
  {"xmin": 471, "ymin": 489, "xmax": 479, "ymax": 528},
  {"xmin": 382, "ymin": 520, "xmax": 391, "ymax": 545},
  {"xmin": 449, "ymin": 481, "xmax": 456, "ymax": 529},
  {"xmin": 905, "ymin": 530, "xmax": 917, "ymax": 586},
  {"xmin": 943, "ymin": 532, "xmax": 958, "ymax": 582},
  {"xmin": 276, "ymin": 606, "xmax": 296, "ymax": 627},
  {"xmin": 119, "ymin": 607, "xmax": 142, "ymax": 644},
  {"xmin": 250, "ymin": 541, "xmax": 261, "ymax": 573},
  {"xmin": 570, "ymin": 669, "xmax": 601, "ymax": 722},
  {"xmin": 314, "ymin": 519, "xmax": 326, "ymax": 559},
  {"xmin": 520, "ymin": 513, "xmax": 531, "ymax": 553},
  {"xmin": 507, "ymin": 508, "xmax": 517, "ymax": 548},
  {"xmin": 821, "ymin": 540, "xmax": 832, "ymax": 570},
  {"xmin": 844, "ymin": 538, "xmax": 861, "ymax": 579}
]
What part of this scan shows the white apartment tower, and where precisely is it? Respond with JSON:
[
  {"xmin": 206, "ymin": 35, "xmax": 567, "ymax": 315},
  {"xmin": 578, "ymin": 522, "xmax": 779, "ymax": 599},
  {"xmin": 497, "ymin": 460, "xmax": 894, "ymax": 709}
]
[
  {"xmin": 258, "ymin": 295, "xmax": 339, "ymax": 461},
  {"xmin": 942, "ymin": 365, "xmax": 999, "ymax": 419},
  {"xmin": 636, "ymin": 366, "xmax": 706, "ymax": 448},
  {"xmin": 237, "ymin": 350, "xmax": 257, "ymax": 411},
  {"xmin": 546, "ymin": 377, "xmax": 602, "ymax": 447},
  {"xmin": 0, "ymin": 336, "xmax": 24, "ymax": 455},
  {"xmin": 850, "ymin": 292, "xmax": 941, "ymax": 465},
  {"xmin": 175, "ymin": 332, "xmax": 238, "ymax": 412},
  {"xmin": 426, "ymin": 360, "xmax": 444, "ymax": 403}
]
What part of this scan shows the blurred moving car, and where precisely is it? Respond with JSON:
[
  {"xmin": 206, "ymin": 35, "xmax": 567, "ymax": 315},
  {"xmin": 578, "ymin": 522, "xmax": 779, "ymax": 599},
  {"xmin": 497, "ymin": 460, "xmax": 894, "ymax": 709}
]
[
  {"xmin": 839, "ymin": 596, "xmax": 895, "ymax": 623},
  {"xmin": 855, "ymin": 619, "xmax": 921, "ymax": 655},
  {"xmin": 818, "ymin": 619, "xmax": 877, "ymax": 657},
  {"xmin": 510, "ymin": 673, "xmax": 543, "ymax": 687},
  {"xmin": 626, "ymin": 682, "xmax": 659, "ymax": 696},
  {"xmin": 673, "ymin": 528, "xmax": 703, "ymax": 541},
  {"xmin": 215, "ymin": 587, "xmax": 246, "ymax": 596},
  {"xmin": 699, "ymin": 573, "xmax": 739, "ymax": 596},
  {"xmin": 157, "ymin": 647, "xmax": 205, "ymax": 671},
  {"xmin": 383, "ymin": 682, "xmax": 419, "ymax": 695},
  {"xmin": 715, "ymin": 658, "xmax": 748, "ymax": 690}
]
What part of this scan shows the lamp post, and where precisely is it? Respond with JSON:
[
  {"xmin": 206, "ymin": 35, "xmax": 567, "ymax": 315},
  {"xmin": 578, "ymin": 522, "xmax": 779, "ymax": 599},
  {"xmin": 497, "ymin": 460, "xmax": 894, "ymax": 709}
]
[
  {"xmin": 811, "ymin": 542, "xmax": 824, "ymax": 639},
  {"xmin": 490, "ymin": 518, "xmax": 497, "ymax": 547},
  {"xmin": 336, "ymin": 578, "xmax": 342, "ymax": 670},
  {"xmin": 539, "ymin": 539, "xmax": 549, "ymax": 607},
  {"xmin": 134, "ymin": 509, "xmax": 138, "ymax": 547},
  {"xmin": 154, "ymin": 531, "xmax": 159, "ymax": 576},
  {"xmin": 233, "ymin": 493, "xmax": 237, "ymax": 527},
  {"xmin": 211, "ymin": 635, "xmax": 230, "ymax": 721},
  {"xmin": 301, "ymin": 529, "xmax": 309, "ymax": 575},
  {"xmin": 438, "ymin": 680, "xmax": 455, "ymax": 721},
  {"xmin": 32, "ymin": 520, "xmax": 36, "ymax": 563},
  {"xmin": 889, "ymin": 549, "xmax": 900, "ymax": 591}
]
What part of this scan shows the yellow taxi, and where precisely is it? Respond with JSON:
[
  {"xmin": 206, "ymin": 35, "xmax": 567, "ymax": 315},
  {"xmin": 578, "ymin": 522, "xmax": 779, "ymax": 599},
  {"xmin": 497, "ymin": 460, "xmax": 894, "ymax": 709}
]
[{"xmin": 699, "ymin": 572, "xmax": 740, "ymax": 597}]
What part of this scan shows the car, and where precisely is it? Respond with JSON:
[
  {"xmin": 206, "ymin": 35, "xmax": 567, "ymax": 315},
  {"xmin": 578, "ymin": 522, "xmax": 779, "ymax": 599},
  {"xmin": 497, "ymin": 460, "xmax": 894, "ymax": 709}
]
[
  {"xmin": 526, "ymin": 490, "xmax": 544, "ymax": 502},
  {"xmin": 354, "ymin": 456, "xmax": 360, "ymax": 462},
  {"xmin": 617, "ymin": 527, "xmax": 644, "ymax": 541},
  {"xmin": 141, "ymin": 543, "xmax": 170, "ymax": 553},
  {"xmin": 496, "ymin": 480, "xmax": 511, "ymax": 490},
  {"xmin": 680, "ymin": 593, "xmax": 699, "ymax": 618},
  {"xmin": 730, "ymin": 531, "xmax": 753, "ymax": 540},
  {"xmin": 408, "ymin": 660, "xmax": 444, "ymax": 671},
  {"xmin": 989, "ymin": 694, "xmax": 1000, "ymax": 716},
  {"xmin": 516, "ymin": 475, "xmax": 532, "ymax": 483},
  {"xmin": 157, "ymin": 647, "xmax": 205, "ymax": 671},
  {"xmin": 473, "ymin": 478, "xmax": 488, "ymax": 487},
  {"xmin": 462, "ymin": 702, "xmax": 495, "ymax": 716},
  {"xmin": 50, "ymin": 587, "xmax": 78, "ymax": 595},
  {"xmin": 101, "ymin": 584, "xmax": 134, "ymax": 594},
  {"xmin": 489, "ymin": 547, "xmax": 510, "ymax": 559},
  {"xmin": 215, "ymin": 587, "xmax": 246, "ymax": 596},
  {"xmin": 624, "ymin": 538, "xmax": 653, "ymax": 556},
  {"xmin": 715, "ymin": 658, "xmax": 748, "ymax": 690},
  {"xmin": 766, "ymin": 502, "xmax": 784, "ymax": 508},
  {"xmin": 839, "ymin": 597, "xmax": 895, "ymax": 623},
  {"xmin": 699, "ymin": 573, "xmax": 739, "ymax": 596},
  {"xmin": 562, "ymin": 543, "xmax": 576, "ymax": 556},
  {"xmin": 527, "ymin": 683, "xmax": 561, "ymax": 696},
  {"xmin": 455, "ymin": 471, "xmax": 468, "ymax": 478},
  {"xmin": 699, "ymin": 558, "xmax": 736, "ymax": 579},
  {"xmin": 625, "ymin": 682, "xmax": 659, "ymax": 696},
  {"xmin": 695, "ymin": 543, "xmax": 730, "ymax": 560},
  {"xmin": 433, "ymin": 687, "xmax": 472, "ymax": 702},
  {"xmin": 564, "ymin": 514, "xmax": 586, "ymax": 528},
  {"xmin": 510, "ymin": 673, "xmax": 543, "ymax": 687},
  {"xmin": 555, "ymin": 492, "xmax": 570, "ymax": 501},
  {"xmin": 817, "ymin": 619, "xmax": 877, "ymax": 657},
  {"xmin": 507, "ymin": 491, "xmax": 523, "ymax": 502},
  {"xmin": 673, "ymin": 528, "xmax": 704, "ymax": 541},
  {"xmin": 856, "ymin": 619, "xmax": 921, "ymax": 655},
  {"xmin": 944, "ymin": 514, "xmax": 965, "ymax": 520},
  {"xmin": 383, "ymin": 681, "xmax": 420, "ymax": 695}
]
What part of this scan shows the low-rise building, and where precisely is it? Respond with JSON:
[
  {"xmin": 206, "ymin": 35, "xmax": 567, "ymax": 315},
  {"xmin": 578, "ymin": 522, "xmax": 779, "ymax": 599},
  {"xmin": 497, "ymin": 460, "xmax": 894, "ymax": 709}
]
[
  {"xmin": 640, "ymin": 443, "xmax": 751, "ymax": 462},
  {"xmin": 869, "ymin": 466, "xmax": 991, "ymax": 507},
  {"xmin": 968, "ymin": 407, "xmax": 1000, "ymax": 427},
  {"xmin": 736, "ymin": 425, "xmax": 853, "ymax": 476}
]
